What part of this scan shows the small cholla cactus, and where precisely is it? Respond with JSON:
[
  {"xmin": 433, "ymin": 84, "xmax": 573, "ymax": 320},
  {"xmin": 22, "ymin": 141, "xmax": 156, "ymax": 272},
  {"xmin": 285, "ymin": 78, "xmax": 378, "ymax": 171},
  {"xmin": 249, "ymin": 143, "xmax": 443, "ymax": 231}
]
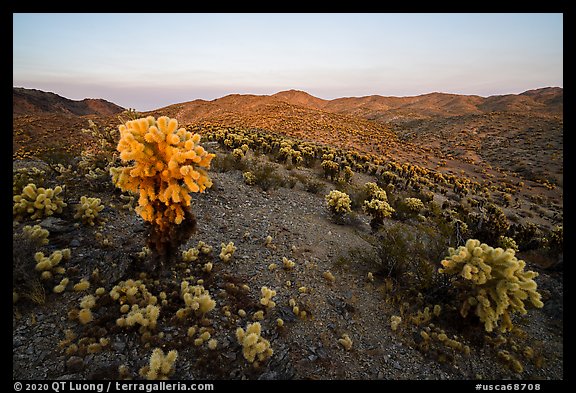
[
  {"xmin": 260, "ymin": 286, "xmax": 276, "ymax": 309},
  {"xmin": 243, "ymin": 171, "xmax": 256, "ymax": 185},
  {"xmin": 236, "ymin": 322, "xmax": 273, "ymax": 364},
  {"xmin": 325, "ymin": 190, "xmax": 352, "ymax": 217},
  {"xmin": 13, "ymin": 184, "xmax": 67, "ymax": 220},
  {"xmin": 74, "ymin": 196, "xmax": 105, "ymax": 226},
  {"xmin": 338, "ymin": 334, "xmax": 353, "ymax": 351},
  {"xmin": 139, "ymin": 348, "xmax": 178, "ymax": 380},
  {"xmin": 219, "ymin": 242, "xmax": 236, "ymax": 263},
  {"xmin": 403, "ymin": 197, "xmax": 425, "ymax": 213},
  {"xmin": 497, "ymin": 235, "xmax": 519, "ymax": 252}
]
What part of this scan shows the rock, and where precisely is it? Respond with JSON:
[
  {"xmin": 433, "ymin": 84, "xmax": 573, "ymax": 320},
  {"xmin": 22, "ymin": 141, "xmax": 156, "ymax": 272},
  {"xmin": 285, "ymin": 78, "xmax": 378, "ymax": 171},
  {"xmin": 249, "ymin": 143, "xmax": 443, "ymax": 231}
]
[
  {"xmin": 112, "ymin": 340, "xmax": 126, "ymax": 352},
  {"xmin": 66, "ymin": 356, "xmax": 84, "ymax": 373},
  {"xmin": 13, "ymin": 335, "xmax": 24, "ymax": 348},
  {"xmin": 39, "ymin": 217, "xmax": 71, "ymax": 233},
  {"xmin": 222, "ymin": 352, "xmax": 236, "ymax": 361},
  {"xmin": 70, "ymin": 239, "xmax": 81, "ymax": 247},
  {"xmin": 258, "ymin": 370, "xmax": 280, "ymax": 380}
]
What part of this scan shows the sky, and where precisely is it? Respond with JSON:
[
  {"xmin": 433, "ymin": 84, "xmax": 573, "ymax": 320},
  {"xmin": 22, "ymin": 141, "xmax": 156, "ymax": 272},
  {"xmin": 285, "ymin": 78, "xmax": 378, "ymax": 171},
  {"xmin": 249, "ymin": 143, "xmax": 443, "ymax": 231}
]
[{"xmin": 13, "ymin": 13, "xmax": 563, "ymax": 112}]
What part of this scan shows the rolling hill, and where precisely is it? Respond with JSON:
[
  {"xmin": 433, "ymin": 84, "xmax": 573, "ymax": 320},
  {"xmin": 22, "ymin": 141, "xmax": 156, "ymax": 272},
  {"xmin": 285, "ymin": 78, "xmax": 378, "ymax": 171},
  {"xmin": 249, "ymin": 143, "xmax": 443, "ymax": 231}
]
[{"xmin": 13, "ymin": 87, "xmax": 125, "ymax": 117}]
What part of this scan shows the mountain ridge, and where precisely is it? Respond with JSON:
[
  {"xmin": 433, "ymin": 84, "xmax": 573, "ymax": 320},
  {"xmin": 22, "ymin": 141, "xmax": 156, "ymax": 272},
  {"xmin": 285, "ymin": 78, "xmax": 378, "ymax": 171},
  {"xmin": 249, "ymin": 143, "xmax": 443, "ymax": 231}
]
[
  {"xmin": 13, "ymin": 87, "xmax": 125, "ymax": 117},
  {"xmin": 13, "ymin": 86, "xmax": 562, "ymax": 121}
]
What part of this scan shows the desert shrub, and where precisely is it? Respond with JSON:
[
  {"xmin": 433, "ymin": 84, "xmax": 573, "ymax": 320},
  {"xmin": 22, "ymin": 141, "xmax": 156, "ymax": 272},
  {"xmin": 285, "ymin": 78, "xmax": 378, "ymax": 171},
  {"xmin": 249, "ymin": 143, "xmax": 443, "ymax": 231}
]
[
  {"xmin": 13, "ymin": 225, "xmax": 49, "ymax": 304},
  {"xmin": 250, "ymin": 163, "xmax": 286, "ymax": 191},
  {"xmin": 346, "ymin": 184, "xmax": 371, "ymax": 211},
  {"xmin": 467, "ymin": 204, "xmax": 510, "ymax": 245},
  {"xmin": 547, "ymin": 225, "xmax": 563, "ymax": 256},
  {"xmin": 78, "ymin": 120, "xmax": 120, "ymax": 190},
  {"xmin": 508, "ymin": 222, "xmax": 546, "ymax": 252},
  {"xmin": 438, "ymin": 239, "xmax": 543, "ymax": 332},
  {"xmin": 285, "ymin": 176, "xmax": 298, "ymax": 189},
  {"xmin": 369, "ymin": 222, "xmax": 450, "ymax": 298},
  {"xmin": 418, "ymin": 190, "xmax": 435, "ymax": 203},
  {"xmin": 303, "ymin": 177, "xmax": 324, "ymax": 194},
  {"xmin": 211, "ymin": 152, "xmax": 246, "ymax": 172}
]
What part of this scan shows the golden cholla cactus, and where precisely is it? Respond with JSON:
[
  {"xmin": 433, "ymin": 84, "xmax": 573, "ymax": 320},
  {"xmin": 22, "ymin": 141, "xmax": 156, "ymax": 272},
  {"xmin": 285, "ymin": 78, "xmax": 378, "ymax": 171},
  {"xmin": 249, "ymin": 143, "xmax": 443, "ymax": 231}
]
[
  {"xmin": 110, "ymin": 116, "xmax": 214, "ymax": 232},
  {"xmin": 439, "ymin": 239, "xmax": 543, "ymax": 333}
]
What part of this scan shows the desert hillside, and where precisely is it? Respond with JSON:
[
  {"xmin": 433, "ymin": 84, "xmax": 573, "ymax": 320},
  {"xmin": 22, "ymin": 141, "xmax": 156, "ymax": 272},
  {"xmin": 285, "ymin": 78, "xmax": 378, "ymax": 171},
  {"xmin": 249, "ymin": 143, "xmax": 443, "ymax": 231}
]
[
  {"xmin": 13, "ymin": 87, "xmax": 563, "ymax": 382},
  {"xmin": 13, "ymin": 87, "xmax": 125, "ymax": 117}
]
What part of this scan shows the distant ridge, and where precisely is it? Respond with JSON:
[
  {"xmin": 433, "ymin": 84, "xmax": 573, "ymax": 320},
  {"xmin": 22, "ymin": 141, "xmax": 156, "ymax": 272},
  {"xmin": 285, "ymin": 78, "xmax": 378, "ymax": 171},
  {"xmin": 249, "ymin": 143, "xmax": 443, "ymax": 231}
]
[
  {"xmin": 13, "ymin": 86, "xmax": 561, "ymax": 121},
  {"xmin": 151, "ymin": 87, "xmax": 562, "ymax": 126},
  {"xmin": 13, "ymin": 87, "xmax": 125, "ymax": 117}
]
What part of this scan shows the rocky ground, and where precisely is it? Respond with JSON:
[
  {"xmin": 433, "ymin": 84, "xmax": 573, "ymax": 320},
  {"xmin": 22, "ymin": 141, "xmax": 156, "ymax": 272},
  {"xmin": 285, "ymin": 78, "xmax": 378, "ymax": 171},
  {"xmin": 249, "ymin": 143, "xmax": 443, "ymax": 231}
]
[{"xmin": 12, "ymin": 148, "xmax": 563, "ymax": 381}]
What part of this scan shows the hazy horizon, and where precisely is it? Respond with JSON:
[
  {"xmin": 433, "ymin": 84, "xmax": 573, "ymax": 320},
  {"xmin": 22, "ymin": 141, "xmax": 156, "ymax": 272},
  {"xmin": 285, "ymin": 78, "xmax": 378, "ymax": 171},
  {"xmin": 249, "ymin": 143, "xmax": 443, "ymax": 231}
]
[{"xmin": 14, "ymin": 13, "xmax": 563, "ymax": 111}]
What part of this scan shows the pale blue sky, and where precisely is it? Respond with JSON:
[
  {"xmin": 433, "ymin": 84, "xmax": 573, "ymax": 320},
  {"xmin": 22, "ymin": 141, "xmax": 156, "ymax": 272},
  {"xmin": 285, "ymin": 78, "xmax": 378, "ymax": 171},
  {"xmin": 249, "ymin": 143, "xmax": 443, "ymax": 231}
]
[{"xmin": 13, "ymin": 13, "xmax": 563, "ymax": 111}]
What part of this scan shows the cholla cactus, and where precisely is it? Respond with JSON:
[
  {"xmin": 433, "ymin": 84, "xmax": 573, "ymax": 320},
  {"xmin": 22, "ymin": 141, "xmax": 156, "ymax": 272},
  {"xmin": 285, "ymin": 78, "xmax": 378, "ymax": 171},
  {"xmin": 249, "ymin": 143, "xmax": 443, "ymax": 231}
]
[
  {"xmin": 363, "ymin": 198, "xmax": 394, "ymax": 227},
  {"xmin": 497, "ymin": 236, "xmax": 519, "ymax": 252},
  {"xmin": 74, "ymin": 196, "xmax": 104, "ymax": 226},
  {"xmin": 260, "ymin": 286, "xmax": 277, "ymax": 309},
  {"xmin": 219, "ymin": 242, "xmax": 236, "ymax": 263},
  {"xmin": 338, "ymin": 334, "xmax": 353, "ymax": 351},
  {"xmin": 110, "ymin": 116, "xmax": 214, "ymax": 266},
  {"xmin": 362, "ymin": 182, "xmax": 394, "ymax": 227},
  {"xmin": 13, "ymin": 183, "xmax": 67, "ymax": 220},
  {"xmin": 175, "ymin": 281, "xmax": 216, "ymax": 319},
  {"xmin": 139, "ymin": 348, "xmax": 178, "ymax": 380},
  {"xmin": 321, "ymin": 160, "xmax": 340, "ymax": 180},
  {"xmin": 22, "ymin": 225, "xmax": 49, "ymax": 245},
  {"xmin": 439, "ymin": 239, "xmax": 543, "ymax": 332},
  {"xmin": 364, "ymin": 182, "xmax": 388, "ymax": 202},
  {"xmin": 232, "ymin": 148, "xmax": 244, "ymax": 161},
  {"xmin": 236, "ymin": 322, "xmax": 273, "ymax": 364},
  {"xmin": 403, "ymin": 197, "xmax": 424, "ymax": 213},
  {"xmin": 243, "ymin": 171, "xmax": 256, "ymax": 185},
  {"xmin": 325, "ymin": 190, "xmax": 352, "ymax": 217},
  {"xmin": 343, "ymin": 166, "xmax": 353, "ymax": 182}
]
